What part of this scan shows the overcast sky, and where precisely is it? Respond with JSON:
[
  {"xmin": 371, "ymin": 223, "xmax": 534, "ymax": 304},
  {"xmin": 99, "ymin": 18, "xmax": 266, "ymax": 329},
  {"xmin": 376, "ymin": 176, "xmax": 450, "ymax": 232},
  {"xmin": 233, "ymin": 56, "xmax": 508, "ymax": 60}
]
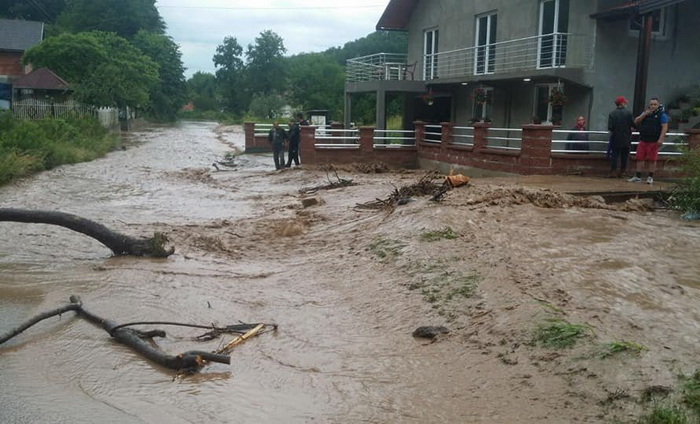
[{"xmin": 155, "ymin": 0, "xmax": 391, "ymax": 78}]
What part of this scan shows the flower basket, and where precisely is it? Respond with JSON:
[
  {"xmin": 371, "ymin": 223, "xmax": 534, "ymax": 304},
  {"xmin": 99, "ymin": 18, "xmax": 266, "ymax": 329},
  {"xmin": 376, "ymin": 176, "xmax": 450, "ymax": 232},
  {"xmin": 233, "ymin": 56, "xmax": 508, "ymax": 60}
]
[
  {"xmin": 421, "ymin": 89, "xmax": 435, "ymax": 105},
  {"xmin": 548, "ymin": 87, "xmax": 568, "ymax": 106},
  {"xmin": 473, "ymin": 88, "xmax": 489, "ymax": 105}
]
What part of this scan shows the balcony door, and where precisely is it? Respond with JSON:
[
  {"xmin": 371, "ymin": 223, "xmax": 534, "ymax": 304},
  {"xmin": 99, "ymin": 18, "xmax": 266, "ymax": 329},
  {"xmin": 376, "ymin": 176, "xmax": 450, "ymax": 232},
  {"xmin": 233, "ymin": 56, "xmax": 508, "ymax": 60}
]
[
  {"xmin": 475, "ymin": 13, "xmax": 497, "ymax": 75},
  {"xmin": 538, "ymin": 0, "xmax": 569, "ymax": 68},
  {"xmin": 423, "ymin": 28, "xmax": 439, "ymax": 80}
]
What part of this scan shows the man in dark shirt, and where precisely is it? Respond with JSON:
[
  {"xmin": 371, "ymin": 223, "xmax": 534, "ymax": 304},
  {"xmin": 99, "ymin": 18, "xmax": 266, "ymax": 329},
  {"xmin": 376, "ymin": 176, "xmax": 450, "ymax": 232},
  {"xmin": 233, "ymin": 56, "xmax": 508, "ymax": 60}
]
[
  {"xmin": 629, "ymin": 97, "xmax": 668, "ymax": 185},
  {"xmin": 607, "ymin": 96, "xmax": 635, "ymax": 178}
]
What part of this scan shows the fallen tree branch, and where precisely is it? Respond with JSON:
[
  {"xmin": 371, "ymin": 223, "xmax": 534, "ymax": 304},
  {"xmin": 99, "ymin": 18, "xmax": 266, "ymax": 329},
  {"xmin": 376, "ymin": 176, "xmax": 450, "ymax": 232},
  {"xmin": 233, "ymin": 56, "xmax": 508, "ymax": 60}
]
[
  {"xmin": 0, "ymin": 208, "xmax": 174, "ymax": 257},
  {"xmin": 1, "ymin": 295, "xmax": 275, "ymax": 373}
]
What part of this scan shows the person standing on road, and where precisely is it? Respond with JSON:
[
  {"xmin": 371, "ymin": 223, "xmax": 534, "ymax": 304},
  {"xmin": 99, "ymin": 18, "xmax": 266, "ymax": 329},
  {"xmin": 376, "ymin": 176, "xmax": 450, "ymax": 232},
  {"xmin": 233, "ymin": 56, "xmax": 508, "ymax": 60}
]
[
  {"xmin": 607, "ymin": 96, "xmax": 635, "ymax": 178},
  {"xmin": 629, "ymin": 97, "xmax": 668, "ymax": 185},
  {"xmin": 268, "ymin": 121, "xmax": 287, "ymax": 170},
  {"xmin": 285, "ymin": 113, "xmax": 303, "ymax": 167}
]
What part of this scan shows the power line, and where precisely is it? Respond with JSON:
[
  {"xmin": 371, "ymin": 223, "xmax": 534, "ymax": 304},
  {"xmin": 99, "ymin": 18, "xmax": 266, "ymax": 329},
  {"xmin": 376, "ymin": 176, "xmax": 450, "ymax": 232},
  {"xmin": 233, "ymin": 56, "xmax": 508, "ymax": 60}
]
[{"xmin": 156, "ymin": 4, "xmax": 385, "ymax": 11}]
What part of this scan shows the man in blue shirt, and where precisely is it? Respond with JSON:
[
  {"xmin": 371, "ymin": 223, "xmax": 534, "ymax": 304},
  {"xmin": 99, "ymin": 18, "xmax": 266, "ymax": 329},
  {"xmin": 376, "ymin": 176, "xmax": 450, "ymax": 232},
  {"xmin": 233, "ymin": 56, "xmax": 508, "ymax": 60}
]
[{"xmin": 628, "ymin": 97, "xmax": 668, "ymax": 185}]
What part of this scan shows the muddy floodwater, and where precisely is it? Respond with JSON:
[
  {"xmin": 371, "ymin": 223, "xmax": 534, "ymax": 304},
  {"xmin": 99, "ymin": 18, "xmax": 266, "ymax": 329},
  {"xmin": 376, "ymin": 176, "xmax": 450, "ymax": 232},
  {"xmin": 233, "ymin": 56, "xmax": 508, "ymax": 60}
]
[{"xmin": 2, "ymin": 121, "xmax": 700, "ymax": 423}]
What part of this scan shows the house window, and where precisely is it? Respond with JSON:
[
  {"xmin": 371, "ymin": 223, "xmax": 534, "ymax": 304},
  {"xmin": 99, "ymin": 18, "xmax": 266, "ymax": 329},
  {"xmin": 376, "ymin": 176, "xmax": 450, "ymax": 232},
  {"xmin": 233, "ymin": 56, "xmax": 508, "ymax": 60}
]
[
  {"xmin": 538, "ymin": 0, "xmax": 569, "ymax": 68},
  {"xmin": 423, "ymin": 28, "xmax": 439, "ymax": 80},
  {"xmin": 475, "ymin": 13, "xmax": 498, "ymax": 75},
  {"xmin": 535, "ymin": 84, "xmax": 564, "ymax": 125},
  {"xmin": 629, "ymin": 9, "xmax": 667, "ymax": 37}
]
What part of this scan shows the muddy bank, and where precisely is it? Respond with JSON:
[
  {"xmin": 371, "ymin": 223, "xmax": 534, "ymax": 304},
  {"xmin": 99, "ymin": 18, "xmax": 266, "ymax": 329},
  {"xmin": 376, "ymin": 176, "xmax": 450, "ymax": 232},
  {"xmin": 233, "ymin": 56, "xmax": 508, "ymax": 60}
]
[{"xmin": 1, "ymin": 122, "xmax": 699, "ymax": 423}]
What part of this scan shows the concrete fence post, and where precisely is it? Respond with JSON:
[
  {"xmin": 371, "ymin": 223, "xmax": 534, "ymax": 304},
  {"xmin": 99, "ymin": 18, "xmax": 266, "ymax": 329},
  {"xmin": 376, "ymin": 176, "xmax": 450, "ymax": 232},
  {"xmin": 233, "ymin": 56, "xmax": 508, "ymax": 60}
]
[
  {"xmin": 244, "ymin": 122, "xmax": 255, "ymax": 152},
  {"xmin": 472, "ymin": 122, "xmax": 490, "ymax": 152},
  {"xmin": 520, "ymin": 124, "xmax": 554, "ymax": 174},
  {"xmin": 299, "ymin": 125, "xmax": 316, "ymax": 165}
]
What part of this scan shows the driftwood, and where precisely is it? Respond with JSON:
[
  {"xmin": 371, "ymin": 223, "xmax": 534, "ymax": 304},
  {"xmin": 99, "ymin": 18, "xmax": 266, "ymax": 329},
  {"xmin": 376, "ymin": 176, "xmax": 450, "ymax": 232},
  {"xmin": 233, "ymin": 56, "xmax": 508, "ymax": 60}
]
[
  {"xmin": 0, "ymin": 295, "xmax": 276, "ymax": 373},
  {"xmin": 0, "ymin": 208, "xmax": 174, "ymax": 257},
  {"xmin": 355, "ymin": 171, "xmax": 444, "ymax": 210},
  {"xmin": 299, "ymin": 168, "xmax": 354, "ymax": 194}
]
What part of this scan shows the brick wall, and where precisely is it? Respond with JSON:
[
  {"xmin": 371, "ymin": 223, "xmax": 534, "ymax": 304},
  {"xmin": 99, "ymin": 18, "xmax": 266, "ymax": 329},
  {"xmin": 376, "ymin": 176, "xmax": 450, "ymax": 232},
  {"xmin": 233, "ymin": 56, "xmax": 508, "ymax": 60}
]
[
  {"xmin": 0, "ymin": 52, "xmax": 23, "ymax": 78},
  {"xmin": 244, "ymin": 122, "xmax": 699, "ymax": 177}
]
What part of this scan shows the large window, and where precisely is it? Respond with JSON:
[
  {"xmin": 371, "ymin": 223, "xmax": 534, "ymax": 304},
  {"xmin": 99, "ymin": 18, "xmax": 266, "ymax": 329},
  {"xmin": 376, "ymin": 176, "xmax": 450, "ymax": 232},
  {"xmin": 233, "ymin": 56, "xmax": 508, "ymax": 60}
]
[
  {"xmin": 423, "ymin": 28, "xmax": 439, "ymax": 80},
  {"xmin": 475, "ymin": 13, "xmax": 497, "ymax": 75},
  {"xmin": 538, "ymin": 0, "xmax": 569, "ymax": 68}
]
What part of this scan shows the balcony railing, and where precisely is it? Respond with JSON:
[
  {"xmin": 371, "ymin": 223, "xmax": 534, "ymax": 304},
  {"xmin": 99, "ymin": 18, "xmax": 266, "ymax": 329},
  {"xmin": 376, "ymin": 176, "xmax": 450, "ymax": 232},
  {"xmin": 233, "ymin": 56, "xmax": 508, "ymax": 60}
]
[
  {"xmin": 346, "ymin": 33, "xmax": 593, "ymax": 83},
  {"xmin": 346, "ymin": 53, "xmax": 411, "ymax": 83}
]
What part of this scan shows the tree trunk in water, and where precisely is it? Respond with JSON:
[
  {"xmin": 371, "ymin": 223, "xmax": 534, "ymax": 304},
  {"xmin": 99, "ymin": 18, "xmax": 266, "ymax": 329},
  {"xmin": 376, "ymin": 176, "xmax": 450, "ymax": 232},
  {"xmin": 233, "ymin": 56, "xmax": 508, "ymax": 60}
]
[{"xmin": 0, "ymin": 208, "xmax": 174, "ymax": 257}]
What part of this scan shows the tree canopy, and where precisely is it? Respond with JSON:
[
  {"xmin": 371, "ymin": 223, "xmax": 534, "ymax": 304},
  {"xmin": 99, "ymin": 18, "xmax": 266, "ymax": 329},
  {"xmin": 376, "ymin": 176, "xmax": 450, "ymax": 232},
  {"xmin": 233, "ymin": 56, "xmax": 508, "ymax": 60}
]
[
  {"xmin": 23, "ymin": 31, "xmax": 159, "ymax": 109},
  {"xmin": 56, "ymin": 0, "xmax": 165, "ymax": 39}
]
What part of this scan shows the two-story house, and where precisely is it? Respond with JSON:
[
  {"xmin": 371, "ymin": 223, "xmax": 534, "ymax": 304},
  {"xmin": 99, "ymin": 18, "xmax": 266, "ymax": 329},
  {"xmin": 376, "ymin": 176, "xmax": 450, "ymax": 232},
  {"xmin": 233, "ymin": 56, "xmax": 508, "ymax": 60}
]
[
  {"xmin": 0, "ymin": 18, "xmax": 44, "ymax": 109},
  {"xmin": 345, "ymin": 0, "xmax": 699, "ymax": 133}
]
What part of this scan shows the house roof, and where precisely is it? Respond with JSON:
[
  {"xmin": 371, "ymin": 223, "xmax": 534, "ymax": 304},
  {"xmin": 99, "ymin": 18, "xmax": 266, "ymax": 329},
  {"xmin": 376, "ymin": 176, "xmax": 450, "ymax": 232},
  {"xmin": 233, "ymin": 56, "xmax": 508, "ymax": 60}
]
[
  {"xmin": 0, "ymin": 18, "xmax": 44, "ymax": 52},
  {"xmin": 591, "ymin": 0, "xmax": 688, "ymax": 20},
  {"xmin": 12, "ymin": 67, "xmax": 69, "ymax": 90},
  {"xmin": 376, "ymin": 0, "xmax": 419, "ymax": 31}
]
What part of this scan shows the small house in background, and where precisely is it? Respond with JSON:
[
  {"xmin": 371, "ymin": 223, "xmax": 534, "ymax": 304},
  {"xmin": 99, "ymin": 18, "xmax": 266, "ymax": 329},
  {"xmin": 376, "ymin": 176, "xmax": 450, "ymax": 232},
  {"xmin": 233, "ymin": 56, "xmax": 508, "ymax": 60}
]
[
  {"xmin": 12, "ymin": 67, "xmax": 70, "ymax": 102},
  {"xmin": 0, "ymin": 18, "xmax": 45, "ymax": 109}
]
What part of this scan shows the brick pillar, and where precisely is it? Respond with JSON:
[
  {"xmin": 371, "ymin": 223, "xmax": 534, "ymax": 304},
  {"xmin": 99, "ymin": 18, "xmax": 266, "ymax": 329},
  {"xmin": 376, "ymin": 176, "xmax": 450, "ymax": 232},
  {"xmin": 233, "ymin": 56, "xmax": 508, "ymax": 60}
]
[
  {"xmin": 687, "ymin": 129, "xmax": 700, "ymax": 150},
  {"xmin": 472, "ymin": 122, "xmax": 489, "ymax": 152},
  {"xmin": 520, "ymin": 124, "xmax": 554, "ymax": 175},
  {"xmin": 244, "ymin": 122, "xmax": 255, "ymax": 152},
  {"xmin": 299, "ymin": 125, "xmax": 316, "ymax": 165},
  {"xmin": 330, "ymin": 121, "xmax": 343, "ymax": 138},
  {"xmin": 414, "ymin": 121, "xmax": 425, "ymax": 144},
  {"xmin": 358, "ymin": 126, "xmax": 375, "ymax": 158}
]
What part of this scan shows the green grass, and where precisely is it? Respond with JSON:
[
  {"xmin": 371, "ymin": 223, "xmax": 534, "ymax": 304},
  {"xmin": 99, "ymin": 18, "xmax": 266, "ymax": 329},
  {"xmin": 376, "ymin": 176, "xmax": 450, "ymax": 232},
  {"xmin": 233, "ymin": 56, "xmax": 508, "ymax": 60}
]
[
  {"xmin": 420, "ymin": 227, "xmax": 458, "ymax": 242},
  {"xmin": 599, "ymin": 341, "xmax": 647, "ymax": 359},
  {"xmin": 637, "ymin": 406, "xmax": 689, "ymax": 424},
  {"xmin": 681, "ymin": 369, "xmax": 700, "ymax": 415},
  {"xmin": 368, "ymin": 237, "xmax": 406, "ymax": 259},
  {"xmin": 671, "ymin": 147, "xmax": 700, "ymax": 216},
  {"xmin": 0, "ymin": 113, "xmax": 117, "ymax": 185},
  {"xmin": 532, "ymin": 318, "xmax": 591, "ymax": 349}
]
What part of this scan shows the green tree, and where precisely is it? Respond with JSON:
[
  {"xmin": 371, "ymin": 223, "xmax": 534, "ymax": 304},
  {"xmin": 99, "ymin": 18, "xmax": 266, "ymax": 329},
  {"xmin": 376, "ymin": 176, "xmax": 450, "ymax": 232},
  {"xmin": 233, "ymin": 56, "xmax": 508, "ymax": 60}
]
[
  {"xmin": 186, "ymin": 72, "xmax": 219, "ymax": 112},
  {"xmin": 0, "ymin": 0, "xmax": 66, "ymax": 22},
  {"xmin": 23, "ymin": 31, "xmax": 158, "ymax": 110},
  {"xmin": 213, "ymin": 36, "xmax": 246, "ymax": 114},
  {"xmin": 245, "ymin": 30, "xmax": 287, "ymax": 96},
  {"xmin": 132, "ymin": 30, "xmax": 187, "ymax": 121},
  {"xmin": 286, "ymin": 53, "xmax": 344, "ymax": 119},
  {"xmin": 56, "ymin": 0, "xmax": 164, "ymax": 39}
]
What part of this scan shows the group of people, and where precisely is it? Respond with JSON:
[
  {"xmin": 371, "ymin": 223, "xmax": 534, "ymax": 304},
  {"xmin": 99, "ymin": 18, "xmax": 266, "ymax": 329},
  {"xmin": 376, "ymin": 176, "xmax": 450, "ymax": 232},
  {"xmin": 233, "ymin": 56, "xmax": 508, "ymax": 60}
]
[
  {"xmin": 564, "ymin": 96, "xmax": 668, "ymax": 184},
  {"xmin": 607, "ymin": 96, "xmax": 668, "ymax": 184},
  {"xmin": 267, "ymin": 112, "xmax": 309, "ymax": 170}
]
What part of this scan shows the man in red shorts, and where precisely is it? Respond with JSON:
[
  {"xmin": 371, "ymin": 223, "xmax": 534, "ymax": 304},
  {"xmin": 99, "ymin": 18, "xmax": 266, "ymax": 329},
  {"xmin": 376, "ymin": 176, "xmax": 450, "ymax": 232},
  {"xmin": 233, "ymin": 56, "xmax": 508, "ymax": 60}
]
[{"xmin": 629, "ymin": 97, "xmax": 668, "ymax": 185}]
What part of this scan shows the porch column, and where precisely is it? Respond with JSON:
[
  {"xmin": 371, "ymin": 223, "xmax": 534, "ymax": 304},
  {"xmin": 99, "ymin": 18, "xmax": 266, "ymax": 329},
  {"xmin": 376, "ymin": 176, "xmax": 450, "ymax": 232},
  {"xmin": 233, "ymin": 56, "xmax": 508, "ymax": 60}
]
[
  {"xmin": 299, "ymin": 124, "xmax": 316, "ymax": 165},
  {"xmin": 520, "ymin": 124, "xmax": 554, "ymax": 175},
  {"xmin": 414, "ymin": 121, "xmax": 426, "ymax": 144},
  {"xmin": 344, "ymin": 92, "xmax": 352, "ymax": 129},
  {"xmin": 375, "ymin": 87, "xmax": 386, "ymax": 131}
]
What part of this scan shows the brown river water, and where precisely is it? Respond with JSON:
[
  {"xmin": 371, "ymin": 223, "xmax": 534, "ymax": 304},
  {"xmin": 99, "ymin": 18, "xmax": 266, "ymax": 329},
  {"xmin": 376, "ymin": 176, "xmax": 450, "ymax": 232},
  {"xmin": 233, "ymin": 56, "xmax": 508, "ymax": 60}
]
[{"xmin": 2, "ymin": 121, "xmax": 700, "ymax": 424}]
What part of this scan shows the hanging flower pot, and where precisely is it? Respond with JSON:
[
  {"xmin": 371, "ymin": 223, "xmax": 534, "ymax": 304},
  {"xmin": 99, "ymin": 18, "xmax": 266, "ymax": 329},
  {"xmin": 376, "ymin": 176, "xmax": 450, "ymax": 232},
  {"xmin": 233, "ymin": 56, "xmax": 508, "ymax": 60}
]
[
  {"xmin": 548, "ymin": 87, "xmax": 568, "ymax": 106},
  {"xmin": 473, "ymin": 87, "xmax": 489, "ymax": 105},
  {"xmin": 422, "ymin": 88, "xmax": 435, "ymax": 106}
]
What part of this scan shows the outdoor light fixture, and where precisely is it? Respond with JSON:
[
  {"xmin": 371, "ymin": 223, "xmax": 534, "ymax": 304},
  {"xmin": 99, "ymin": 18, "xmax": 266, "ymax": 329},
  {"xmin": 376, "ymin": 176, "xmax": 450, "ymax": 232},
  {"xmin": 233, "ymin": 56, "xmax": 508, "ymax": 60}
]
[
  {"xmin": 461, "ymin": 82, "xmax": 468, "ymax": 85},
  {"xmin": 523, "ymin": 78, "xmax": 531, "ymax": 82}
]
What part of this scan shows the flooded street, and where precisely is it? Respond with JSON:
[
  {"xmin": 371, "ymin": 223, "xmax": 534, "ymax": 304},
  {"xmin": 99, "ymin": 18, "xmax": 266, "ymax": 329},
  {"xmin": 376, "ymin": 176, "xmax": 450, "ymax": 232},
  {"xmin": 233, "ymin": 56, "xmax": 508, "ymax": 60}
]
[{"xmin": 2, "ymin": 121, "xmax": 700, "ymax": 423}]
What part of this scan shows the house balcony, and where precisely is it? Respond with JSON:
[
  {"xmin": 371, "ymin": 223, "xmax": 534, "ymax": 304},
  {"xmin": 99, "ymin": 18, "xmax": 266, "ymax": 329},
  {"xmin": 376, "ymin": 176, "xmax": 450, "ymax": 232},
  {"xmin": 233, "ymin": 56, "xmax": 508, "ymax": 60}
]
[{"xmin": 345, "ymin": 33, "xmax": 594, "ymax": 90}]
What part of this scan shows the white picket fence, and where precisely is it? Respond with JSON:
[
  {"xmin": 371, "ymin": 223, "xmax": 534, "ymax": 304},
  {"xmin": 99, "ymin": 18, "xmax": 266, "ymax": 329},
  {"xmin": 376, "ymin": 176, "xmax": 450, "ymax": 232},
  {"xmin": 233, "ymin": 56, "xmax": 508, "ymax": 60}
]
[{"xmin": 11, "ymin": 99, "xmax": 119, "ymax": 128}]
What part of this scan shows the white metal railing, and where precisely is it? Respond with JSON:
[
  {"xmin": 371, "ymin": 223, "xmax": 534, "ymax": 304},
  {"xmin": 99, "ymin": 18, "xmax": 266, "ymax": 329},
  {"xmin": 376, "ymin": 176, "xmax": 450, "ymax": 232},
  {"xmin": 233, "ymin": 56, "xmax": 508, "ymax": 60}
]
[
  {"xmin": 254, "ymin": 123, "xmax": 273, "ymax": 138},
  {"xmin": 451, "ymin": 126, "xmax": 474, "ymax": 146},
  {"xmin": 486, "ymin": 127, "xmax": 522, "ymax": 150},
  {"xmin": 551, "ymin": 130, "xmax": 688, "ymax": 156},
  {"xmin": 430, "ymin": 33, "xmax": 592, "ymax": 81},
  {"xmin": 373, "ymin": 129, "xmax": 415, "ymax": 147},
  {"xmin": 424, "ymin": 124, "xmax": 442, "ymax": 143},
  {"xmin": 346, "ymin": 53, "xmax": 411, "ymax": 82},
  {"xmin": 315, "ymin": 128, "xmax": 360, "ymax": 148}
]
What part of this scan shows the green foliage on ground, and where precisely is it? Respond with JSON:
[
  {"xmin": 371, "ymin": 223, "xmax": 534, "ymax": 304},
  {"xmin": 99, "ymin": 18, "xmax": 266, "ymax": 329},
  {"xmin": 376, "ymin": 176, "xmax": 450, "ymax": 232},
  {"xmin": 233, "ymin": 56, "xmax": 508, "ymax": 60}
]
[
  {"xmin": 598, "ymin": 341, "xmax": 647, "ymax": 359},
  {"xmin": 532, "ymin": 319, "xmax": 591, "ymax": 349},
  {"xmin": 0, "ymin": 112, "xmax": 116, "ymax": 185},
  {"xmin": 420, "ymin": 227, "xmax": 458, "ymax": 242},
  {"xmin": 671, "ymin": 147, "xmax": 700, "ymax": 215}
]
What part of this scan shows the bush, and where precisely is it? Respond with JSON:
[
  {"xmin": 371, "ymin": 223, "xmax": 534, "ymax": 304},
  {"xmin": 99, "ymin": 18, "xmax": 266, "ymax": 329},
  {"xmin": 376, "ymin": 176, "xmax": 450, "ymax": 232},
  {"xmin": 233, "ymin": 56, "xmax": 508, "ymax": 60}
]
[
  {"xmin": 671, "ymin": 147, "xmax": 700, "ymax": 215},
  {"xmin": 0, "ymin": 114, "xmax": 117, "ymax": 184}
]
